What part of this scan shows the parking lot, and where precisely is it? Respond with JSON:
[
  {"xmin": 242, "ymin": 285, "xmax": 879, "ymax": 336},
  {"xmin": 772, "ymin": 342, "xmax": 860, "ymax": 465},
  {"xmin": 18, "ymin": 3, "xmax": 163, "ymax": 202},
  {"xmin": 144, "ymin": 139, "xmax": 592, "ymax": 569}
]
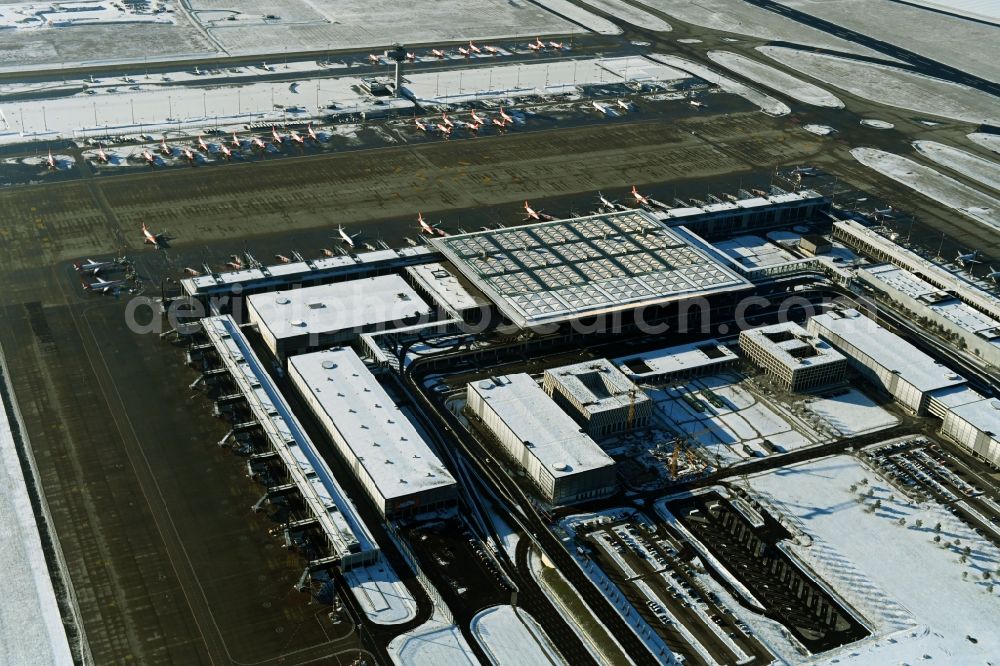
[
  {"xmin": 573, "ymin": 512, "xmax": 772, "ymax": 665},
  {"xmin": 864, "ymin": 439, "xmax": 1000, "ymax": 547}
]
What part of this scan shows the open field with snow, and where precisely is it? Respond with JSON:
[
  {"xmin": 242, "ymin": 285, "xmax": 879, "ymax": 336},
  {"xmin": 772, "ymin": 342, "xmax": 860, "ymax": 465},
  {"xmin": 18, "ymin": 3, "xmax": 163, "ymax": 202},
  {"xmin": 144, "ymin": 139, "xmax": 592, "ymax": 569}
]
[
  {"xmin": 189, "ymin": 0, "xmax": 587, "ymax": 58},
  {"xmin": 534, "ymin": 0, "xmax": 621, "ymax": 34},
  {"xmin": 707, "ymin": 51, "xmax": 842, "ymax": 108},
  {"xmin": 774, "ymin": 0, "xmax": 1000, "ymax": 83},
  {"xmin": 914, "ymin": 140, "xmax": 1000, "ymax": 192},
  {"xmin": 969, "ymin": 133, "xmax": 1000, "ymax": 155},
  {"xmin": 648, "ymin": 373, "xmax": 820, "ymax": 465},
  {"xmin": 471, "ymin": 605, "xmax": 565, "ymax": 666},
  {"xmin": 799, "ymin": 389, "xmax": 898, "ymax": 437},
  {"xmin": 900, "ymin": 0, "xmax": 1000, "ymax": 23},
  {"xmin": 578, "ymin": 0, "xmax": 672, "ymax": 31},
  {"xmin": 0, "ymin": 365, "xmax": 74, "ymax": 665},
  {"xmin": 749, "ymin": 453, "xmax": 1000, "ymax": 663},
  {"xmin": 631, "ymin": 0, "xmax": 887, "ymax": 57},
  {"xmin": 0, "ymin": 0, "xmax": 595, "ymax": 71},
  {"xmin": 852, "ymin": 147, "xmax": 1000, "ymax": 233},
  {"xmin": 758, "ymin": 46, "xmax": 1000, "ymax": 126},
  {"xmin": 648, "ymin": 53, "xmax": 790, "ymax": 116}
]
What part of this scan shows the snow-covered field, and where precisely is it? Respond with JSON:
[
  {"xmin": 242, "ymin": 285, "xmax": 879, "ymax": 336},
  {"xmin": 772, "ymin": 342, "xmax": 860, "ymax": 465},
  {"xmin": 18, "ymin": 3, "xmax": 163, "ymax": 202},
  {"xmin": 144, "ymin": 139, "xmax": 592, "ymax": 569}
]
[
  {"xmin": 900, "ymin": 0, "xmax": 1000, "ymax": 23},
  {"xmin": 190, "ymin": 0, "xmax": 588, "ymax": 58},
  {"xmin": 579, "ymin": 0, "xmax": 672, "ymax": 31},
  {"xmin": 749, "ymin": 454, "xmax": 1000, "ymax": 663},
  {"xmin": 632, "ymin": 0, "xmax": 888, "ymax": 57},
  {"xmin": 534, "ymin": 0, "xmax": 622, "ymax": 34},
  {"xmin": 0, "ymin": 358, "xmax": 74, "ymax": 665},
  {"xmin": 0, "ymin": 0, "xmax": 595, "ymax": 72},
  {"xmin": 471, "ymin": 605, "xmax": 565, "ymax": 666},
  {"xmin": 403, "ymin": 56, "xmax": 689, "ymax": 105},
  {"xmin": 851, "ymin": 147, "xmax": 1000, "ymax": 233},
  {"xmin": 774, "ymin": 0, "xmax": 1000, "ymax": 83},
  {"xmin": 648, "ymin": 54, "xmax": 790, "ymax": 116},
  {"xmin": 706, "ymin": 51, "xmax": 843, "ymax": 108},
  {"xmin": 799, "ymin": 389, "xmax": 898, "ymax": 437},
  {"xmin": 758, "ymin": 46, "xmax": 1000, "ymax": 126},
  {"xmin": 914, "ymin": 140, "xmax": 1000, "ymax": 192},
  {"xmin": 649, "ymin": 374, "xmax": 819, "ymax": 465},
  {"xmin": 968, "ymin": 132, "xmax": 1000, "ymax": 155}
]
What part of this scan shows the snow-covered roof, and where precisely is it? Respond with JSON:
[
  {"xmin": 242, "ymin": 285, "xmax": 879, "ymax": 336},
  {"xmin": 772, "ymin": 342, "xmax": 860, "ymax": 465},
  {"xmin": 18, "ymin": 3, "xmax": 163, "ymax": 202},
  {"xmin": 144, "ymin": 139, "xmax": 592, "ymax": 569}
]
[
  {"xmin": 808, "ymin": 309, "xmax": 966, "ymax": 393},
  {"xmin": 615, "ymin": 339, "xmax": 737, "ymax": 380},
  {"xmin": 248, "ymin": 274, "xmax": 432, "ymax": 341},
  {"xmin": 406, "ymin": 262, "xmax": 486, "ymax": 314},
  {"xmin": 544, "ymin": 359, "xmax": 648, "ymax": 414},
  {"xmin": 948, "ymin": 398, "xmax": 1000, "ymax": 440},
  {"xmin": 741, "ymin": 321, "xmax": 846, "ymax": 369},
  {"xmin": 470, "ymin": 374, "xmax": 615, "ymax": 478},
  {"xmin": 861, "ymin": 264, "xmax": 1000, "ymax": 341},
  {"xmin": 289, "ymin": 347, "xmax": 456, "ymax": 502}
]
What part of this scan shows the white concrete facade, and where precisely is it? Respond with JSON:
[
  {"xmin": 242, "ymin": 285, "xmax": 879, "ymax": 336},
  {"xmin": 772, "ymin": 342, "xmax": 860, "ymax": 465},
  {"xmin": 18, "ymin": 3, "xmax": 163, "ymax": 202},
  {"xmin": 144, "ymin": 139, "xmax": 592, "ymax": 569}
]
[
  {"xmin": 466, "ymin": 374, "xmax": 617, "ymax": 505},
  {"xmin": 941, "ymin": 399, "xmax": 1000, "ymax": 468},
  {"xmin": 739, "ymin": 322, "xmax": 847, "ymax": 392}
]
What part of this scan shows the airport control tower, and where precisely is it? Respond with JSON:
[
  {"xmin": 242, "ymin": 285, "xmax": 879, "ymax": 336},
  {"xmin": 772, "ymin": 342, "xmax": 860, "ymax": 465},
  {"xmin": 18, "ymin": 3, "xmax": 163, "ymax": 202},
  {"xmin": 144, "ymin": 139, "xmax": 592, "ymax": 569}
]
[{"xmin": 389, "ymin": 43, "xmax": 407, "ymax": 96}]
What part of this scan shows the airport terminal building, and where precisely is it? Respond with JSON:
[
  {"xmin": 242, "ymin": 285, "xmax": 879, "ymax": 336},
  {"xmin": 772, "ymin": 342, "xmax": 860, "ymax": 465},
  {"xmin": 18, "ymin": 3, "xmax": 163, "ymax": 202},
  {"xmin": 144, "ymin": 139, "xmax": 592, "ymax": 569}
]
[
  {"xmin": 466, "ymin": 374, "xmax": 617, "ymax": 505},
  {"xmin": 247, "ymin": 275, "xmax": 434, "ymax": 359},
  {"xmin": 289, "ymin": 347, "xmax": 458, "ymax": 518}
]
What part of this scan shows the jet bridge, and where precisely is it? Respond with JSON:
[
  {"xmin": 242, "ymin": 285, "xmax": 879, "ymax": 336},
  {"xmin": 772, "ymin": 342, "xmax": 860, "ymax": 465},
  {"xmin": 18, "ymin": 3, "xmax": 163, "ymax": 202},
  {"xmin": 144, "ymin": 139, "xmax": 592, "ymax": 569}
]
[{"xmin": 201, "ymin": 315, "xmax": 379, "ymax": 570}]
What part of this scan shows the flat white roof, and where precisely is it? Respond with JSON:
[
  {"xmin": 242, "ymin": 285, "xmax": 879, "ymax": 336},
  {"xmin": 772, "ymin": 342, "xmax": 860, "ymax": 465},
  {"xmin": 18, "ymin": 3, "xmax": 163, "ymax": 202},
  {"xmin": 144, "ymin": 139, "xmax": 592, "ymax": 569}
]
[
  {"xmin": 615, "ymin": 339, "xmax": 737, "ymax": 380},
  {"xmin": 808, "ymin": 309, "xmax": 966, "ymax": 393},
  {"xmin": 544, "ymin": 359, "xmax": 649, "ymax": 415},
  {"xmin": 742, "ymin": 321, "xmax": 846, "ymax": 369},
  {"xmin": 470, "ymin": 374, "xmax": 615, "ymax": 478},
  {"xmin": 289, "ymin": 347, "xmax": 456, "ymax": 502},
  {"xmin": 248, "ymin": 275, "xmax": 432, "ymax": 341},
  {"xmin": 406, "ymin": 262, "xmax": 485, "ymax": 314},
  {"xmin": 949, "ymin": 399, "xmax": 1000, "ymax": 439}
]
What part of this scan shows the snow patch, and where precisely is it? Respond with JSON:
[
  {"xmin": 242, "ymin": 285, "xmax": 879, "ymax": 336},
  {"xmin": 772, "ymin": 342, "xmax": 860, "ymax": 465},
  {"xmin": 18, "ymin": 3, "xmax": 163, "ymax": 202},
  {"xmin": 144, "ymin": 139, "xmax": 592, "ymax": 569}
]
[
  {"xmin": 913, "ymin": 140, "xmax": 1000, "ymax": 192},
  {"xmin": 707, "ymin": 50, "xmax": 843, "ymax": 108},
  {"xmin": 648, "ymin": 53, "xmax": 790, "ymax": 116},
  {"xmin": 471, "ymin": 605, "xmax": 566, "ymax": 666},
  {"xmin": 851, "ymin": 147, "xmax": 1000, "ymax": 233},
  {"xmin": 758, "ymin": 45, "xmax": 1000, "ymax": 126}
]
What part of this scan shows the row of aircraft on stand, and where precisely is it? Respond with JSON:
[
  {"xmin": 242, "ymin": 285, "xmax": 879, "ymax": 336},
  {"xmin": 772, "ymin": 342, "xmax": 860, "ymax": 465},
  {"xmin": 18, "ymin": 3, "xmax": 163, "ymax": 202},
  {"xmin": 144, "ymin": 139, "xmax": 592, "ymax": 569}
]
[
  {"xmin": 414, "ymin": 107, "xmax": 516, "ymax": 135},
  {"xmin": 368, "ymin": 38, "xmax": 563, "ymax": 64},
  {"xmin": 125, "ymin": 123, "xmax": 324, "ymax": 167}
]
